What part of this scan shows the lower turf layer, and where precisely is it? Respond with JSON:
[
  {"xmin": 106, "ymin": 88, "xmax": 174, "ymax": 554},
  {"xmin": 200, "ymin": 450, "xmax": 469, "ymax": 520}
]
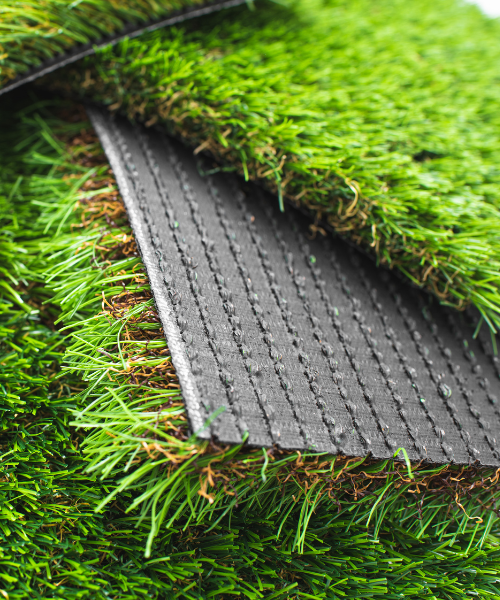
[{"xmin": 1, "ymin": 94, "xmax": 500, "ymax": 599}]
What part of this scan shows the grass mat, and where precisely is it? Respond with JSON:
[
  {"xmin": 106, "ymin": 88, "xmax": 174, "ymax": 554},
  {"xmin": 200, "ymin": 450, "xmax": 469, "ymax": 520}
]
[
  {"xmin": 45, "ymin": 0, "xmax": 500, "ymax": 335},
  {"xmin": 3, "ymin": 94, "xmax": 500, "ymax": 598},
  {"xmin": 0, "ymin": 0, "xmax": 211, "ymax": 89}
]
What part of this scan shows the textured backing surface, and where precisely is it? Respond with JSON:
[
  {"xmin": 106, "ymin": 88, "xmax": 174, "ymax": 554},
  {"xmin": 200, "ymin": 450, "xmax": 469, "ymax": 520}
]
[
  {"xmin": 0, "ymin": 0, "xmax": 245, "ymax": 97},
  {"xmin": 90, "ymin": 107, "xmax": 500, "ymax": 466}
]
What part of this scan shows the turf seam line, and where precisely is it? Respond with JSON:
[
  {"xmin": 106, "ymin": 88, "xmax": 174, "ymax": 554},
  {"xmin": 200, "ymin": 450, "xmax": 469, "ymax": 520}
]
[
  {"xmin": 87, "ymin": 106, "xmax": 207, "ymax": 437},
  {"xmin": 0, "ymin": 0, "xmax": 247, "ymax": 97}
]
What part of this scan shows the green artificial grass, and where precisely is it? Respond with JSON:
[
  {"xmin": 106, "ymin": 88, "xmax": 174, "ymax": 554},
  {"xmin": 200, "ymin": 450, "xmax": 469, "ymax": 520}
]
[
  {"xmin": 0, "ymin": 0, "xmax": 208, "ymax": 88},
  {"xmin": 2, "ymin": 0, "xmax": 500, "ymax": 594},
  {"xmin": 45, "ymin": 0, "xmax": 500, "ymax": 335},
  {"xmin": 1, "ymin": 92, "xmax": 500, "ymax": 598}
]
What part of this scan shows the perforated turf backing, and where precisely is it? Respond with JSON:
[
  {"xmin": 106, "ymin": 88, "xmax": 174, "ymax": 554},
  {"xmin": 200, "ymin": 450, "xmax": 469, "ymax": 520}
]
[{"xmin": 90, "ymin": 107, "xmax": 500, "ymax": 466}]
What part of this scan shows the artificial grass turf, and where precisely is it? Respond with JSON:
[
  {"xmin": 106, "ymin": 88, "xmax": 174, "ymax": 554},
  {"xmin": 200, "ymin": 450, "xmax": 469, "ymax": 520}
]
[
  {"xmin": 43, "ymin": 0, "xmax": 500, "ymax": 336},
  {"xmin": 2, "ymin": 94, "xmax": 500, "ymax": 598},
  {"xmin": 2, "ymin": 0, "xmax": 500, "ymax": 592},
  {"xmin": 0, "ymin": 0, "xmax": 213, "ymax": 90}
]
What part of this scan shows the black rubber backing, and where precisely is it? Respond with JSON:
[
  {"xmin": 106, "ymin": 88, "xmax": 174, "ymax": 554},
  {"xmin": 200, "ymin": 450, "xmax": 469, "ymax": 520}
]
[
  {"xmin": 0, "ymin": 0, "xmax": 245, "ymax": 97},
  {"xmin": 90, "ymin": 107, "xmax": 500, "ymax": 466}
]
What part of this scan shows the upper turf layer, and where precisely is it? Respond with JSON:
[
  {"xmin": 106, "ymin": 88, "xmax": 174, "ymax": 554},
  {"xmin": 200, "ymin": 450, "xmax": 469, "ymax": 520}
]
[
  {"xmin": 2, "ymin": 93, "xmax": 500, "ymax": 598},
  {"xmin": 45, "ymin": 0, "xmax": 500, "ymax": 335},
  {"xmin": 0, "ymin": 0, "xmax": 209, "ymax": 88}
]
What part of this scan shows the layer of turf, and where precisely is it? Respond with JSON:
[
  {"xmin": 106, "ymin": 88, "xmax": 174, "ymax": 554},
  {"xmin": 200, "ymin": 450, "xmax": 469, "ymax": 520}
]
[
  {"xmin": 2, "ymin": 92, "xmax": 500, "ymax": 598},
  {"xmin": 0, "ymin": 0, "xmax": 208, "ymax": 89},
  {"xmin": 1, "ymin": 0, "xmax": 500, "ymax": 597},
  {"xmin": 45, "ymin": 0, "xmax": 500, "ymax": 334}
]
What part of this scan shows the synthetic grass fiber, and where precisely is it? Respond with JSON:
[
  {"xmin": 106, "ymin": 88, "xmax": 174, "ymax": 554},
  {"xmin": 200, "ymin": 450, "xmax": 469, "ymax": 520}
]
[
  {"xmin": 2, "ymin": 0, "xmax": 500, "ymax": 596},
  {"xmin": 45, "ymin": 0, "xmax": 500, "ymax": 334},
  {"xmin": 2, "ymin": 92, "xmax": 500, "ymax": 598},
  {"xmin": 0, "ymin": 0, "xmax": 225, "ymax": 90}
]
